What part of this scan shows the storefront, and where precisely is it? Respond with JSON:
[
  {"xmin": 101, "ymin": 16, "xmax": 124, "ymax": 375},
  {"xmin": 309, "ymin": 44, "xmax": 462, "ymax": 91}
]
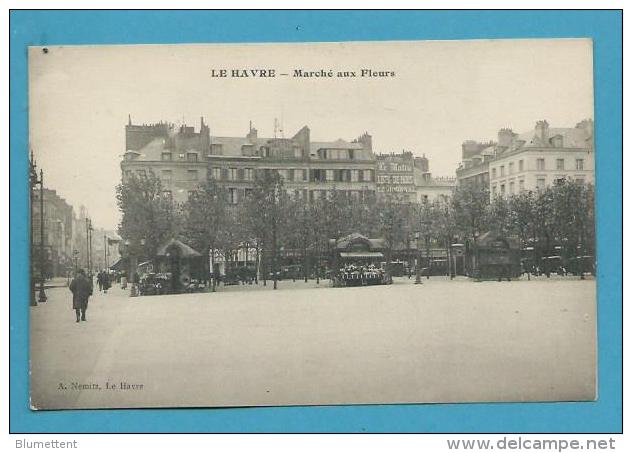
[
  {"xmin": 465, "ymin": 232, "xmax": 521, "ymax": 280},
  {"xmin": 329, "ymin": 233, "xmax": 391, "ymax": 286}
]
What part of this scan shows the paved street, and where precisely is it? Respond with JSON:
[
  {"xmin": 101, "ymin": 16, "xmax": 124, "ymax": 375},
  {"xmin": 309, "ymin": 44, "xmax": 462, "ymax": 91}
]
[{"xmin": 30, "ymin": 277, "xmax": 596, "ymax": 409}]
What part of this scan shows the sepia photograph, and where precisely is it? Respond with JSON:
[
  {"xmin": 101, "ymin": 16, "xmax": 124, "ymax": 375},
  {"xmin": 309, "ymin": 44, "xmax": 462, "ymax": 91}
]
[{"xmin": 27, "ymin": 39, "xmax": 597, "ymax": 410}]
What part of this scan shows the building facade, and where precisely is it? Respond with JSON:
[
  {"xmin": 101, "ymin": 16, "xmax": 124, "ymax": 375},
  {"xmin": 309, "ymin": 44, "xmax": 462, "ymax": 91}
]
[
  {"xmin": 121, "ymin": 117, "xmax": 378, "ymax": 203},
  {"xmin": 456, "ymin": 119, "xmax": 594, "ymax": 197},
  {"xmin": 376, "ymin": 151, "xmax": 455, "ymax": 203},
  {"xmin": 121, "ymin": 117, "xmax": 456, "ymax": 207},
  {"xmin": 207, "ymin": 126, "xmax": 377, "ymax": 204},
  {"xmin": 122, "ymin": 117, "xmax": 211, "ymax": 202},
  {"xmin": 32, "ymin": 188, "xmax": 74, "ymax": 277},
  {"xmin": 455, "ymin": 140, "xmax": 495, "ymax": 190}
]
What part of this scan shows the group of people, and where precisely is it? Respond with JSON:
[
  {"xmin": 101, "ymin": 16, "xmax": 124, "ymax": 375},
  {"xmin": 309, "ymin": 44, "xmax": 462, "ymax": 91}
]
[
  {"xmin": 338, "ymin": 263, "xmax": 384, "ymax": 283},
  {"xmin": 96, "ymin": 270, "xmax": 111, "ymax": 293},
  {"xmin": 68, "ymin": 269, "xmax": 112, "ymax": 323}
]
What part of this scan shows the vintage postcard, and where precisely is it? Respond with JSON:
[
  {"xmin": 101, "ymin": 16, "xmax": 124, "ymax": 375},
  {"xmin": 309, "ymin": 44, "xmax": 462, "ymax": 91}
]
[{"xmin": 28, "ymin": 39, "xmax": 596, "ymax": 409}]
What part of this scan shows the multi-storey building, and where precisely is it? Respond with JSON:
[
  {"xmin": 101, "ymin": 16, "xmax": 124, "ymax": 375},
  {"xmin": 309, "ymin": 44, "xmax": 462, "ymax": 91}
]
[
  {"xmin": 120, "ymin": 117, "xmax": 460, "ymax": 277},
  {"xmin": 207, "ymin": 126, "xmax": 376, "ymax": 204},
  {"xmin": 121, "ymin": 117, "xmax": 377, "ymax": 203},
  {"xmin": 489, "ymin": 120, "xmax": 594, "ymax": 197},
  {"xmin": 121, "ymin": 117, "xmax": 456, "ymax": 209},
  {"xmin": 122, "ymin": 117, "xmax": 211, "ymax": 202},
  {"xmin": 32, "ymin": 188, "xmax": 74, "ymax": 277},
  {"xmin": 456, "ymin": 119, "xmax": 594, "ymax": 197},
  {"xmin": 376, "ymin": 152, "xmax": 417, "ymax": 202},
  {"xmin": 376, "ymin": 151, "xmax": 455, "ymax": 203},
  {"xmin": 415, "ymin": 176, "xmax": 457, "ymax": 203},
  {"xmin": 455, "ymin": 140, "xmax": 496, "ymax": 190}
]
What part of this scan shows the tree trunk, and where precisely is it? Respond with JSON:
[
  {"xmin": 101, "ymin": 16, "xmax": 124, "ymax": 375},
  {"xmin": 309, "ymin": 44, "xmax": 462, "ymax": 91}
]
[
  {"xmin": 427, "ymin": 237, "xmax": 432, "ymax": 279},
  {"xmin": 579, "ymin": 221, "xmax": 585, "ymax": 280},
  {"xmin": 316, "ymin": 242, "xmax": 320, "ymax": 285},
  {"xmin": 261, "ymin": 241, "xmax": 267, "ymax": 286},
  {"xmin": 272, "ymin": 222, "xmax": 278, "ymax": 290},
  {"xmin": 446, "ymin": 237, "xmax": 451, "ymax": 279},
  {"xmin": 210, "ymin": 247, "xmax": 216, "ymax": 292},
  {"xmin": 545, "ymin": 232, "xmax": 551, "ymax": 278},
  {"xmin": 533, "ymin": 226, "xmax": 540, "ymax": 276},
  {"xmin": 254, "ymin": 242, "xmax": 259, "ymax": 285},
  {"xmin": 303, "ymin": 238, "xmax": 308, "ymax": 283},
  {"xmin": 204, "ymin": 246, "xmax": 210, "ymax": 288},
  {"xmin": 520, "ymin": 233, "xmax": 530, "ymax": 281}
]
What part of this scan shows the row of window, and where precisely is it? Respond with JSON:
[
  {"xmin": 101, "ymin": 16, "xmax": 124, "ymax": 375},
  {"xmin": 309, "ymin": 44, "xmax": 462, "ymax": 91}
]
[
  {"xmin": 316, "ymin": 149, "xmax": 360, "ymax": 160},
  {"xmin": 161, "ymin": 152, "xmax": 199, "ymax": 162},
  {"xmin": 492, "ymin": 180, "xmax": 525, "ymax": 196},
  {"xmin": 157, "ymin": 187, "xmax": 378, "ymax": 204},
  {"xmin": 491, "ymin": 158, "xmax": 585, "ymax": 179},
  {"xmin": 124, "ymin": 167, "xmax": 378, "ymax": 185},
  {"xmin": 124, "ymin": 169, "xmax": 200, "ymax": 182},
  {"xmin": 161, "ymin": 169, "xmax": 198, "ymax": 181},
  {"xmin": 210, "ymin": 167, "xmax": 376, "ymax": 183},
  {"xmin": 491, "ymin": 175, "xmax": 586, "ymax": 196},
  {"xmin": 210, "ymin": 144, "xmax": 304, "ymax": 159},
  {"xmin": 210, "ymin": 144, "xmax": 362, "ymax": 161},
  {"xmin": 225, "ymin": 187, "xmax": 377, "ymax": 204}
]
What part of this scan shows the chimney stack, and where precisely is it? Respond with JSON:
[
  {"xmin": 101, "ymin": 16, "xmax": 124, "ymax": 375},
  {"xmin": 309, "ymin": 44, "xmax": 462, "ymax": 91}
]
[{"xmin": 535, "ymin": 120, "xmax": 550, "ymax": 145}]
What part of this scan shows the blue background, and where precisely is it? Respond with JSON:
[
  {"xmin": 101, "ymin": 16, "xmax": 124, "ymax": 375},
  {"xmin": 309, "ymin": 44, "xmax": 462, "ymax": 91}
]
[{"xmin": 9, "ymin": 10, "xmax": 622, "ymax": 433}]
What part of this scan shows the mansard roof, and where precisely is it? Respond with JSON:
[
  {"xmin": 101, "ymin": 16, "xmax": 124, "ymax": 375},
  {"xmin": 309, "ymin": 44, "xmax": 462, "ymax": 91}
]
[
  {"xmin": 310, "ymin": 139, "xmax": 365, "ymax": 153},
  {"xmin": 515, "ymin": 127, "xmax": 592, "ymax": 149}
]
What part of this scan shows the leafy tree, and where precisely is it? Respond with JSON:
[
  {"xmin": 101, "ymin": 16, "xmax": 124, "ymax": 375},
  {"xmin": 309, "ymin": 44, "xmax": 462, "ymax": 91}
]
[
  {"xmin": 452, "ymin": 184, "xmax": 490, "ymax": 244},
  {"xmin": 508, "ymin": 190, "xmax": 536, "ymax": 277},
  {"xmin": 376, "ymin": 193, "xmax": 410, "ymax": 266},
  {"xmin": 284, "ymin": 193, "xmax": 315, "ymax": 282},
  {"xmin": 429, "ymin": 196, "xmax": 457, "ymax": 277},
  {"xmin": 244, "ymin": 170, "xmax": 289, "ymax": 289},
  {"xmin": 533, "ymin": 186, "xmax": 556, "ymax": 276},
  {"xmin": 309, "ymin": 195, "xmax": 337, "ymax": 283},
  {"xmin": 116, "ymin": 171, "xmax": 180, "ymax": 260},
  {"xmin": 181, "ymin": 178, "xmax": 228, "ymax": 289},
  {"xmin": 410, "ymin": 201, "xmax": 433, "ymax": 277},
  {"xmin": 550, "ymin": 179, "xmax": 595, "ymax": 278},
  {"xmin": 487, "ymin": 195, "xmax": 514, "ymax": 236}
]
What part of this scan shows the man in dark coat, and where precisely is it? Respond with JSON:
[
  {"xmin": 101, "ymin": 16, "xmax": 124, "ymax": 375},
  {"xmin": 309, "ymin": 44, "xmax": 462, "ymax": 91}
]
[
  {"xmin": 102, "ymin": 271, "xmax": 110, "ymax": 294},
  {"xmin": 69, "ymin": 269, "xmax": 93, "ymax": 322},
  {"xmin": 96, "ymin": 271, "xmax": 104, "ymax": 292}
]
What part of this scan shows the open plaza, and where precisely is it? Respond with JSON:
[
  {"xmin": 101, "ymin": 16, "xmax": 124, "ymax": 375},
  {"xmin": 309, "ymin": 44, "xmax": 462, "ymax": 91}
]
[{"xmin": 30, "ymin": 276, "xmax": 596, "ymax": 409}]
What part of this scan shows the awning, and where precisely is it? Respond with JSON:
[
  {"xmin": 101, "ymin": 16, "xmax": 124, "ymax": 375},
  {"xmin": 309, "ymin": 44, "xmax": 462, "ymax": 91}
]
[
  {"xmin": 155, "ymin": 239, "xmax": 202, "ymax": 257},
  {"xmin": 109, "ymin": 257, "xmax": 128, "ymax": 271},
  {"xmin": 340, "ymin": 252, "xmax": 384, "ymax": 258}
]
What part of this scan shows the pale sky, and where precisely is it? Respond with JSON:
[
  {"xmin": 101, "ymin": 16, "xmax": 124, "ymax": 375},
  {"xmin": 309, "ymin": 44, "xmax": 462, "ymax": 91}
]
[{"xmin": 29, "ymin": 39, "xmax": 594, "ymax": 230}]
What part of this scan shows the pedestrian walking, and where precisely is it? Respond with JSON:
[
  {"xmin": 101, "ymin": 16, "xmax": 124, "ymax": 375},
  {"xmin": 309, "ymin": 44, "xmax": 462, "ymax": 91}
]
[
  {"xmin": 69, "ymin": 269, "xmax": 93, "ymax": 323},
  {"xmin": 96, "ymin": 270, "xmax": 104, "ymax": 292},
  {"xmin": 102, "ymin": 271, "xmax": 110, "ymax": 294}
]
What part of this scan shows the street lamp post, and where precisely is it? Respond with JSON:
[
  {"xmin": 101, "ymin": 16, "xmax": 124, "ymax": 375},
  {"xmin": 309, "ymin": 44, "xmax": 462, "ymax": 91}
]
[
  {"xmin": 29, "ymin": 151, "xmax": 38, "ymax": 306},
  {"xmin": 424, "ymin": 228, "xmax": 431, "ymax": 280},
  {"xmin": 73, "ymin": 249, "xmax": 79, "ymax": 273},
  {"xmin": 37, "ymin": 169, "xmax": 47, "ymax": 303},
  {"xmin": 126, "ymin": 238, "xmax": 145, "ymax": 297},
  {"xmin": 88, "ymin": 220, "xmax": 93, "ymax": 276},
  {"xmin": 104, "ymin": 234, "xmax": 108, "ymax": 272},
  {"xmin": 414, "ymin": 231, "xmax": 423, "ymax": 285},
  {"xmin": 85, "ymin": 217, "xmax": 94, "ymax": 277}
]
